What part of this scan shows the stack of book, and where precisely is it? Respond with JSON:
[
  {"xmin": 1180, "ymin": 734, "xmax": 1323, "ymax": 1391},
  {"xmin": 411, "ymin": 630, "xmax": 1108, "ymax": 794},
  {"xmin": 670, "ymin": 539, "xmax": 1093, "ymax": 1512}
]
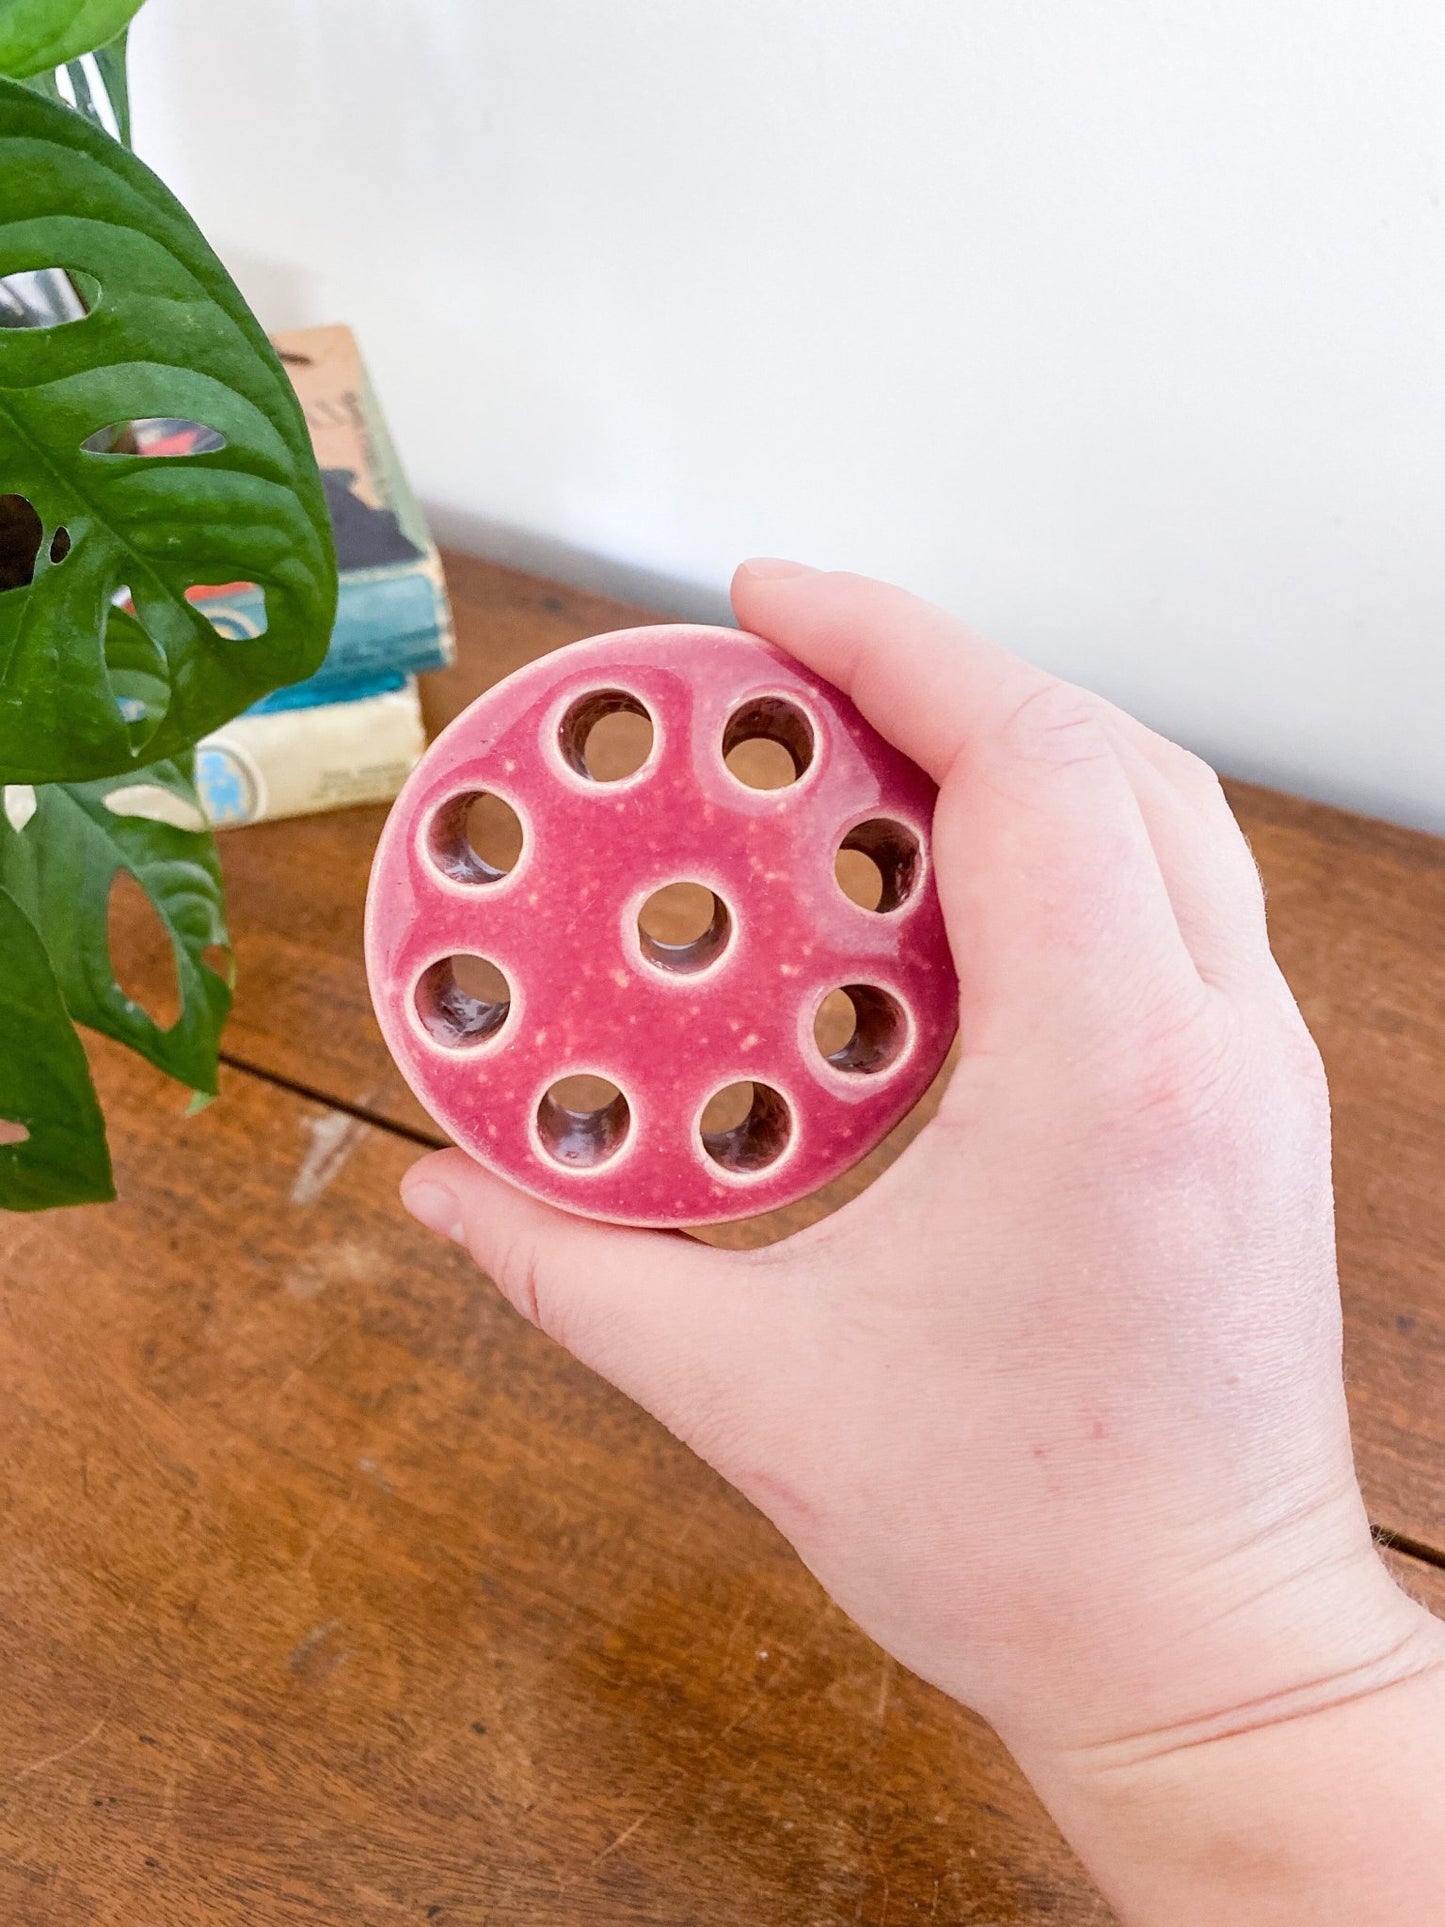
[{"xmin": 190, "ymin": 324, "xmax": 452, "ymax": 827}]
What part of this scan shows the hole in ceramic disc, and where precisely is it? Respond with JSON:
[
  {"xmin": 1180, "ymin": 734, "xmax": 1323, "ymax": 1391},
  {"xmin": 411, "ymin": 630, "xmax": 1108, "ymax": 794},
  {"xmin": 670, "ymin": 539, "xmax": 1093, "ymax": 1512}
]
[
  {"xmin": 415, "ymin": 954, "xmax": 511, "ymax": 1046},
  {"xmin": 835, "ymin": 819, "xmax": 920, "ymax": 912},
  {"xmin": 558, "ymin": 689, "xmax": 655, "ymax": 781},
  {"xmin": 537, "ymin": 1075, "xmax": 631, "ymax": 1167},
  {"xmin": 813, "ymin": 987, "xmax": 860, "ymax": 1059},
  {"xmin": 637, "ymin": 882, "xmax": 731, "ymax": 973},
  {"xmin": 701, "ymin": 1081, "xmax": 791, "ymax": 1173},
  {"xmin": 722, "ymin": 697, "xmax": 814, "ymax": 789},
  {"xmin": 428, "ymin": 791, "xmax": 524, "ymax": 883},
  {"xmin": 814, "ymin": 984, "xmax": 906, "ymax": 1074}
]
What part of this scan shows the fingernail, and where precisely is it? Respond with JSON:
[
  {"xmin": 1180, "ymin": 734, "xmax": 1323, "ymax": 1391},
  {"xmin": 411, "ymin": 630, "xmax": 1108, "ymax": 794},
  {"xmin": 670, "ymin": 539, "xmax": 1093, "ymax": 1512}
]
[
  {"xmin": 739, "ymin": 556, "xmax": 818, "ymax": 581},
  {"xmin": 401, "ymin": 1181, "xmax": 464, "ymax": 1244}
]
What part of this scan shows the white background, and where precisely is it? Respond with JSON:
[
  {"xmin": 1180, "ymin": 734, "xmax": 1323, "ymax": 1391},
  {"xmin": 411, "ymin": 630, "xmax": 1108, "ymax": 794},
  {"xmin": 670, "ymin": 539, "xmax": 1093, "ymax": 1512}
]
[{"xmin": 131, "ymin": 1, "xmax": 1445, "ymax": 829}]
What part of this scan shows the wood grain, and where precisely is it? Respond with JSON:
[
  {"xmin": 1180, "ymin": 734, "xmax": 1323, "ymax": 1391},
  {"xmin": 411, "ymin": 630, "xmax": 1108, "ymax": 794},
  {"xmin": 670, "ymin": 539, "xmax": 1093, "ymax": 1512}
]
[
  {"xmin": 115, "ymin": 553, "xmax": 1445, "ymax": 1553},
  {"xmin": 1, "ymin": 1041, "xmax": 1103, "ymax": 1925}
]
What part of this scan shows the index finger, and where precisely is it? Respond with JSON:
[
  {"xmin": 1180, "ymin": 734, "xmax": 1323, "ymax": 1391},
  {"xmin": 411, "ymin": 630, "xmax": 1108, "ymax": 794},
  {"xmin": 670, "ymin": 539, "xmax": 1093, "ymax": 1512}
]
[{"xmin": 731, "ymin": 560, "xmax": 1202, "ymax": 1049}]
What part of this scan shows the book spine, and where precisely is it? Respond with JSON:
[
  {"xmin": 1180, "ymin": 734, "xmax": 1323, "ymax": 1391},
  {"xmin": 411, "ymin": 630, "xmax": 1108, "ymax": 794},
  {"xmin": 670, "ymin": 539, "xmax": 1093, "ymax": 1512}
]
[
  {"xmin": 195, "ymin": 683, "xmax": 425, "ymax": 829},
  {"xmin": 246, "ymin": 670, "xmax": 408, "ymax": 718}
]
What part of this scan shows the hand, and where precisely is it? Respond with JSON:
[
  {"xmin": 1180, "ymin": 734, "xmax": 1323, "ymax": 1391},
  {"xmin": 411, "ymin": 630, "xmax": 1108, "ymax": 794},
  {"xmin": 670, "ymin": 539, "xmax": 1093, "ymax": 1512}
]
[{"xmin": 401, "ymin": 562, "xmax": 1445, "ymax": 1923}]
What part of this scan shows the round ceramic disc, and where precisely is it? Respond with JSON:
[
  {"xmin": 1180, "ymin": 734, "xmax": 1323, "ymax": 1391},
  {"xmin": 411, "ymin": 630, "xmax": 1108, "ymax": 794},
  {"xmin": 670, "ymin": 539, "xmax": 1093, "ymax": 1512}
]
[{"xmin": 365, "ymin": 625, "xmax": 957, "ymax": 1226}]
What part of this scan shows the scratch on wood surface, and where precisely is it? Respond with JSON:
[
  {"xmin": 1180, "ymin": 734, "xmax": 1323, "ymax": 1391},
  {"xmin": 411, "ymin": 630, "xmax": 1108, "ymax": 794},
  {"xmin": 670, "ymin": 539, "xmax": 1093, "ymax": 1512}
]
[
  {"xmin": 290, "ymin": 1111, "xmax": 364, "ymax": 1206},
  {"xmin": 876, "ymin": 1654, "xmax": 892, "ymax": 1729},
  {"xmin": 16, "ymin": 1681, "xmax": 122, "ymax": 1779},
  {"xmin": 561, "ymin": 1646, "xmax": 800, "ymax": 1897},
  {"xmin": 288, "ymin": 1619, "xmax": 351, "ymax": 1684},
  {"xmin": 16, "ymin": 1605, "xmax": 135, "ymax": 1778},
  {"xmin": 589, "ymin": 1810, "xmax": 648, "ymax": 1869},
  {"xmin": 266, "ymin": 1327, "xmax": 342, "ymax": 1415}
]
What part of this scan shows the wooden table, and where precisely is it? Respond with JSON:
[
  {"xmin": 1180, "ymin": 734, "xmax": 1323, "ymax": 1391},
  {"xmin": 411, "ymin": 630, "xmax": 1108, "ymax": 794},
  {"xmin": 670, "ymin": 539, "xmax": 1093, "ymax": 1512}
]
[{"xmin": 2, "ymin": 555, "xmax": 1442, "ymax": 1925}]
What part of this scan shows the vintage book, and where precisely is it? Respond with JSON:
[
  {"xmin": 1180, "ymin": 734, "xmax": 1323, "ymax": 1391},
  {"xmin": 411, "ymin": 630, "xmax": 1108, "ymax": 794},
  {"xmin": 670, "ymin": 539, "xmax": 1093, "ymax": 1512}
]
[
  {"xmin": 191, "ymin": 321, "xmax": 454, "ymax": 706},
  {"xmin": 194, "ymin": 680, "xmax": 425, "ymax": 829}
]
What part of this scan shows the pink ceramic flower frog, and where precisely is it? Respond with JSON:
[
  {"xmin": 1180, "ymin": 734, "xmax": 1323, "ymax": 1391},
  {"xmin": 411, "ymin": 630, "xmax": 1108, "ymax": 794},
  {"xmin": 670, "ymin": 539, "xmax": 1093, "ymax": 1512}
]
[{"xmin": 365, "ymin": 625, "xmax": 957, "ymax": 1226}]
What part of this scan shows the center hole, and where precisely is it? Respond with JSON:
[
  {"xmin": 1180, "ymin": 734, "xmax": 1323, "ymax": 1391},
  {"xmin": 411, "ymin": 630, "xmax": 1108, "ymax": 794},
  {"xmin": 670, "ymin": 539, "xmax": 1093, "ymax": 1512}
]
[
  {"xmin": 537, "ymin": 1075, "xmax": 631, "ymax": 1167},
  {"xmin": 637, "ymin": 882, "xmax": 731, "ymax": 973},
  {"xmin": 415, "ymin": 953, "xmax": 511, "ymax": 1047},
  {"xmin": 559, "ymin": 689, "xmax": 655, "ymax": 782},
  {"xmin": 700, "ymin": 1081, "xmax": 791, "ymax": 1174},
  {"xmin": 722, "ymin": 696, "xmax": 814, "ymax": 790}
]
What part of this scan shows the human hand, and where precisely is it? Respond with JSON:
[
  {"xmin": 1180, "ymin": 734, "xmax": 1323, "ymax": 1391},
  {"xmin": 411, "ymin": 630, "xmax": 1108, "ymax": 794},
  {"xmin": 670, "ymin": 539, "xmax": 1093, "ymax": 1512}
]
[{"xmin": 401, "ymin": 563, "xmax": 1445, "ymax": 1922}]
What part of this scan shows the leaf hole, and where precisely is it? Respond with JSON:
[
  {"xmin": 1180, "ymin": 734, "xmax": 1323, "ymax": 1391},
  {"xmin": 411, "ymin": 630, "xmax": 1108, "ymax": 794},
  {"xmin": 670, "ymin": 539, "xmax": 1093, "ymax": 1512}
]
[
  {"xmin": 82, "ymin": 419, "xmax": 228, "ymax": 458},
  {"xmin": 103, "ymin": 784, "xmax": 207, "ymax": 832},
  {"xmin": 700, "ymin": 1081, "xmax": 791, "ymax": 1173},
  {"xmin": 428, "ymin": 791, "xmax": 524, "ymax": 884},
  {"xmin": 49, "ymin": 526, "xmax": 71, "ymax": 564},
  {"xmin": 813, "ymin": 985, "xmax": 907, "ymax": 1074},
  {"xmin": 188, "ymin": 582, "xmax": 269, "ymax": 640},
  {"xmin": 537, "ymin": 1076, "xmax": 631, "ymax": 1167},
  {"xmin": 108, "ymin": 871, "xmax": 182, "ymax": 1032},
  {"xmin": 836, "ymin": 819, "xmax": 920, "ymax": 912},
  {"xmin": 0, "ymin": 495, "xmax": 43, "ymax": 591},
  {"xmin": 105, "ymin": 593, "xmax": 171, "ymax": 742},
  {"xmin": 0, "ymin": 1119, "xmax": 30, "ymax": 1147},
  {"xmin": 558, "ymin": 690, "xmax": 655, "ymax": 781},
  {"xmin": 0, "ymin": 269, "xmax": 97, "ymax": 328},
  {"xmin": 201, "ymin": 944, "xmax": 234, "ymax": 987},
  {"xmin": 637, "ymin": 882, "xmax": 731, "ymax": 974},
  {"xmin": 722, "ymin": 697, "xmax": 814, "ymax": 789},
  {"xmin": 415, "ymin": 954, "xmax": 511, "ymax": 1048}
]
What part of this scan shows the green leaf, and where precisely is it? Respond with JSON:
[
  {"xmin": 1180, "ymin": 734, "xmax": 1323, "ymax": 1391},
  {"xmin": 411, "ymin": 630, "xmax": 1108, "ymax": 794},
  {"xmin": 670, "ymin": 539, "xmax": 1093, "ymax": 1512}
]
[
  {"xmin": 0, "ymin": 882, "xmax": 113, "ymax": 1209},
  {"xmin": 0, "ymin": 755, "xmax": 231, "ymax": 1095},
  {"xmin": 0, "ymin": 78, "xmax": 337, "ymax": 784},
  {"xmin": 0, "ymin": 1, "xmax": 146, "ymax": 80}
]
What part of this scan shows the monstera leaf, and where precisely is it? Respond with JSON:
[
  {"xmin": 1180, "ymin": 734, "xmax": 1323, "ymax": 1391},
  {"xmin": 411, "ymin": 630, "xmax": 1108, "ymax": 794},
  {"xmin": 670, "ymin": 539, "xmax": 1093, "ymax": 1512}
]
[
  {"xmin": 0, "ymin": 0, "xmax": 144, "ymax": 79},
  {"xmin": 0, "ymin": 756, "xmax": 230, "ymax": 1094},
  {"xmin": 0, "ymin": 883, "xmax": 113, "ymax": 1209},
  {"xmin": 0, "ymin": 77, "xmax": 337, "ymax": 783}
]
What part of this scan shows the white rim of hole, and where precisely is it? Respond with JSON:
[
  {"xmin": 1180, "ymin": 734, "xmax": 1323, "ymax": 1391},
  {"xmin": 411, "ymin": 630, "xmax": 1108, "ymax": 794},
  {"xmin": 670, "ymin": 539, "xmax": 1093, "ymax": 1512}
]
[
  {"xmin": 533, "ymin": 1071, "xmax": 635, "ymax": 1171},
  {"xmin": 693, "ymin": 1079, "xmax": 798, "ymax": 1180},
  {"xmin": 421, "ymin": 786, "xmax": 530, "ymax": 890},
  {"xmin": 719, "ymin": 691, "xmax": 819, "ymax": 792},
  {"xmin": 410, "ymin": 952, "xmax": 515, "ymax": 1052},
  {"xmin": 550, "ymin": 685, "xmax": 660, "ymax": 789}
]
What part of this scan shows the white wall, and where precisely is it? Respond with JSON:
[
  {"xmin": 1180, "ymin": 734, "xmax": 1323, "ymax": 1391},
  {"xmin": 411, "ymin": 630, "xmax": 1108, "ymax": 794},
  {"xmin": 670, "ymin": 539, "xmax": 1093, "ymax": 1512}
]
[{"xmin": 130, "ymin": 1, "xmax": 1445, "ymax": 830}]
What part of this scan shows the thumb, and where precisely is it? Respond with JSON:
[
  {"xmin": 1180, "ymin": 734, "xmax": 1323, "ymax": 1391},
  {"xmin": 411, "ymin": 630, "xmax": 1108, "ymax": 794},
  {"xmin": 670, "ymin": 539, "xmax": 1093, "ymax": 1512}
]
[{"xmin": 400, "ymin": 1148, "xmax": 797, "ymax": 1463}]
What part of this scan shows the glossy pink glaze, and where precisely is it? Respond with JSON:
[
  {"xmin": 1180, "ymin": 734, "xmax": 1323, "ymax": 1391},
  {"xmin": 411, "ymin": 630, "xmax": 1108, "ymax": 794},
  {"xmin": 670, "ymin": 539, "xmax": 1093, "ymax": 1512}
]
[{"xmin": 364, "ymin": 626, "xmax": 957, "ymax": 1226}]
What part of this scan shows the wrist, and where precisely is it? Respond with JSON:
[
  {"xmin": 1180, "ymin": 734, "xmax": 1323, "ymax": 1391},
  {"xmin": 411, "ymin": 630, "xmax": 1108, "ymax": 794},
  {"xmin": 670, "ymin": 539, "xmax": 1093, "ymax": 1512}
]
[{"xmin": 1011, "ymin": 1580, "xmax": 1445, "ymax": 1926}]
